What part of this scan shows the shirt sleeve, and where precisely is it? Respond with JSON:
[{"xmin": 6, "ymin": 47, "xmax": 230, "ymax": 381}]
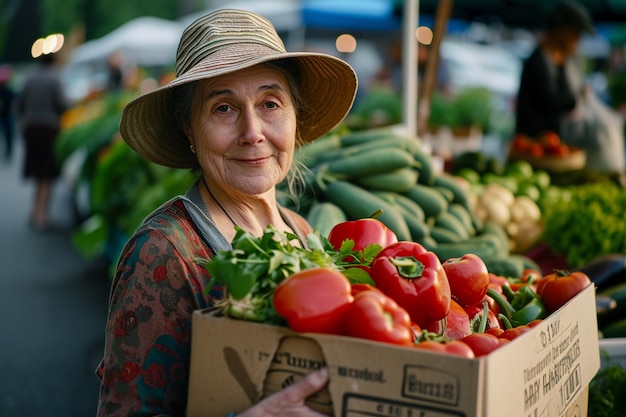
[{"xmin": 96, "ymin": 225, "xmax": 215, "ymax": 417}]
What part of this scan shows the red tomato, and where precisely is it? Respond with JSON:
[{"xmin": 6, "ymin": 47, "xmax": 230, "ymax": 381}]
[
  {"xmin": 536, "ymin": 270, "xmax": 591, "ymax": 314},
  {"xmin": 442, "ymin": 254, "xmax": 490, "ymax": 306},
  {"xmin": 412, "ymin": 340, "xmax": 475, "ymax": 358},
  {"xmin": 273, "ymin": 267, "xmax": 353, "ymax": 334},
  {"xmin": 460, "ymin": 333, "xmax": 510, "ymax": 357},
  {"xmin": 342, "ymin": 289, "xmax": 413, "ymax": 346}
]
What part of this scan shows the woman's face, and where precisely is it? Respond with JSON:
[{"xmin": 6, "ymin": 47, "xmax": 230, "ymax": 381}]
[{"xmin": 187, "ymin": 64, "xmax": 297, "ymax": 196}]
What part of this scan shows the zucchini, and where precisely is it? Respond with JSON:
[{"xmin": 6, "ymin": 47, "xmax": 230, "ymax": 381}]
[
  {"xmin": 403, "ymin": 183, "xmax": 449, "ymax": 219},
  {"xmin": 306, "ymin": 201, "xmax": 347, "ymax": 238},
  {"xmin": 355, "ymin": 168, "xmax": 418, "ymax": 193},
  {"xmin": 324, "ymin": 147, "xmax": 416, "ymax": 179},
  {"xmin": 324, "ymin": 180, "xmax": 412, "ymax": 241}
]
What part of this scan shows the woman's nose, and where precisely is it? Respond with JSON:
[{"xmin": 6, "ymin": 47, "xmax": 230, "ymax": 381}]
[{"xmin": 238, "ymin": 108, "xmax": 264, "ymax": 145}]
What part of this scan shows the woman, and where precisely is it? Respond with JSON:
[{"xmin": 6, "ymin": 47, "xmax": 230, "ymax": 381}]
[{"xmin": 96, "ymin": 8, "xmax": 357, "ymax": 417}]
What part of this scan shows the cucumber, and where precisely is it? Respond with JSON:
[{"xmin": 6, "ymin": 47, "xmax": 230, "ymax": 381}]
[
  {"xmin": 325, "ymin": 147, "xmax": 416, "ymax": 179},
  {"xmin": 481, "ymin": 255, "xmax": 525, "ymax": 278},
  {"xmin": 339, "ymin": 127, "xmax": 399, "ymax": 147},
  {"xmin": 373, "ymin": 191, "xmax": 429, "ymax": 242},
  {"xmin": 430, "ymin": 226, "xmax": 463, "ymax": 244},
  {"xmin": 433, "ymin": 172, "xmax": 472, "ymax": 211},
  {"xmin": 435, "ymin": 186, "xmax": 455, "ymax": 203},
  {"xmin": 294, "ymin": 133, "xmax": 341, "ymax": 165},
  {"xmin": 479, "ymin": 220, "xmax": 510, "ymax": 255},
  {"xmin": 434, "ymin": 211, "xmax": 470, "ymax": 240},
  {"xmin": 429, "ymin": 232, "xmax": 502, "ymax": 262},
  {"xmin": 324, "ymin": 180, "xmax": 412, "ymax": 241},
  {"xmin": 412, "ymin": 147, "xmax": 435, "ymax": 185},
  {"xmin": 403, "ymin": 183, "xmax": 449, "ymax": 219},
  {"xmin": 314, "ymin": 135, "xmax": 421, "ymax": 165},
  {"xmin": 392, "ymin": 192, "xmax": 426, "ymax": 223},
  {"xmin": 448, "ymin": 203, "xmax": 476, "ymax": 237},
  {"xmin": 306, "ymin": 201, "xmax": 347, "ymax": 238},
  {"xmin": 355, "ymin": 168, "xmax": 418, "ymax": 193}
]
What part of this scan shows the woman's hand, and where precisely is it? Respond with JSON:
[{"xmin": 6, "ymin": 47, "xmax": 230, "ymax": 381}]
[{"xmin": 235, "ymin": 368, "xmax": 330, "ymax": 417}]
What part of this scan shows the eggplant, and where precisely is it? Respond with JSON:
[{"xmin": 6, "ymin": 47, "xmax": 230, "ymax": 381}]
[{"xmin": 573, "ymin": 253, "xmax": 626, "ymax": 291}]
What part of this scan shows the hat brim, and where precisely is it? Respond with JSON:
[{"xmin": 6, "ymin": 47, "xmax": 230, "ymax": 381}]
[{"xmin": 120, "ymin": 50, "xmax": 357, "ymax": 169}]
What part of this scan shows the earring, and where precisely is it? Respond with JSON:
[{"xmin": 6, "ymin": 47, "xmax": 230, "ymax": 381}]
[{"xmin": 189, "ymin": 144, "xmax": 196, "ymax": 154}]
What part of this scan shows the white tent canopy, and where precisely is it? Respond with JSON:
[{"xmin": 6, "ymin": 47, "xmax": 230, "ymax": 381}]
[{"xmin": 69, "ymin": 16, "xmax": 184, "ymax": 67}]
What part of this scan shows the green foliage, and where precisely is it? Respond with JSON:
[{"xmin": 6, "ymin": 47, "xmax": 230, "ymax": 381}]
[
  {"xmin": 349, "ymin": 85, "xmax": 403, "ymax": 128},
  {"xmin": 541, "ymin": 181, "xmax": 626, "ymax": 268},
  {"xmin": 428, "ymin": 87, "xmax": 493, "ymax": 133},
  {"xmin": 40, "ymin": 0, "xmax": 205, "ymax": 41}
]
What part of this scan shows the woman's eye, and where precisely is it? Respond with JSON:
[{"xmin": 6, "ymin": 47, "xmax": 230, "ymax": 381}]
[
  {"xmin": 216, "ymin": 104, "xmax": 230, "ymax": 113},
  {"xmin": 264, "ymin": 101, "xmax": 278, "ymax": 109}
]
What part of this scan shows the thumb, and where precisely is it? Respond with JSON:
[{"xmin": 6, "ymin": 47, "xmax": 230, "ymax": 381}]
[{"xmin": 294, "ymin": 368, "xmax": 329, "ymax": 397}]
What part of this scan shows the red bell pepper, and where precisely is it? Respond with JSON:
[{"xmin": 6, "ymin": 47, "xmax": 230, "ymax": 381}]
[
  {"xmin": 369, "ymin": 241, "xmax": 451, "ymax": 328},
  {"xmin": 442, "ymin": 253, "xmax": 490, "ymax": 307},
  {"xmin": 342, "ymin": 289, "xmax": 414, "ymax": 346},
  {"xmin": 273, "ymin": 267, "xmax": 353, "ymax": 335}
]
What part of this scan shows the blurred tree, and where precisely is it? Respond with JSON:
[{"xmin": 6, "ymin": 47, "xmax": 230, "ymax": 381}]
[{"xmin": 42, "ymin": 0, "xmax": 203, "ymax": 40}]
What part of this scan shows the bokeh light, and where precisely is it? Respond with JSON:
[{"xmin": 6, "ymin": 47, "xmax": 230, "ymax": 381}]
[
  {"xmin": 31, "ymin": 33, "xmax": 65, "ymax": 58},
  {"xmin": 336, "ymin": 34, "xmax": 357, "ymax": 53}
]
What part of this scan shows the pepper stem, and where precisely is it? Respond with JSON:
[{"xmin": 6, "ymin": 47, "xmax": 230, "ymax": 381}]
[{"xmin": 389, "ymin": 256, "xmax": 425, "ymax": 278}]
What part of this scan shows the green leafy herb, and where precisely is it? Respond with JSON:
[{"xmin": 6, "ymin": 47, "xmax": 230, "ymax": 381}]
[{"xmin": 199, "ymin": 225, "xmax": 377, "ymax": 324}]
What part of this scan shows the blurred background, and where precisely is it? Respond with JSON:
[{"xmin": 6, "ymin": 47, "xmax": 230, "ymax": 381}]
[{"xmin": 1, "ymin": 0, "xmax": 626, "ymax": 416}]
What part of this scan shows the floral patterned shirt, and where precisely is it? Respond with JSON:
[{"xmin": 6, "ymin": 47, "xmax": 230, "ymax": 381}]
[{"xmin": 95, "ymin": 192, "xmax": 312, "ymax": 417}]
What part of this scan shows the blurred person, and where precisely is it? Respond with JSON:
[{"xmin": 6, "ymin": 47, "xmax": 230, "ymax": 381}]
[
  {"xmin": 0, "ymin": 64, "xmax": 16, "ymax": 160},
  {"xmin": 16, "ymin": 52, "xmax": 70, "ymax": 230},
  {"xmin": 515, "ymin": 1, "xmax": 624, "ymax": 173},
  {"xmin": 95, "ymin": 8, "xmax": 357, "ymax": 416}
]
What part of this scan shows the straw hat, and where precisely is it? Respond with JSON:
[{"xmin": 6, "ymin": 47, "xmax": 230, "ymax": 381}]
[{"xmin": 120, "ymin": 8, "xmax": 358, "ymax": 168}]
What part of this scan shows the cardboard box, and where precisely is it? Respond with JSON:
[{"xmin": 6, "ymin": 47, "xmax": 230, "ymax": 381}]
[{"xmin": 187, "ymin": 284, "xmax": 599, "ymax": 417}]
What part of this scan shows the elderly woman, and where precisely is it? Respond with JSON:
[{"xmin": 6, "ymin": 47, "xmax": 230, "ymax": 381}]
[{"xmin": 95, "ymin": 8, "xmax": 357, "ymax": 417}]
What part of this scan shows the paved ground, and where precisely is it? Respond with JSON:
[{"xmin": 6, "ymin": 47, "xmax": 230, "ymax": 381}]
[{"xmin": 0, "ymin": 140, "xmax": 111, "ymax": 417}]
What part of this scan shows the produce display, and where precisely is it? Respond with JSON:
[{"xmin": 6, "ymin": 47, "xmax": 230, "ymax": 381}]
[
  {"xmin": 198, "ymin": 219, "xmax": 589, "ymax": 358},
  {"xmin": 507, "ymin": 130, "xmax": 586, "ymax": 172},
  {"xmin": 282, "ymin": 127, "xmax": 541, "ymax": 279}
]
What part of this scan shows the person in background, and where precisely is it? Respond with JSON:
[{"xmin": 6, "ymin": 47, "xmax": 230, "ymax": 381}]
[
  {"xmin": 0, "ymin": 64, "xmax": 16, "ymax": 160},
  {"xmin": 95, "ymin": 8, "xmax": 357, "ymax": 417},
  {"xmin": 16, "ymin": 52, "xmax": 70, "ymax": 230},
  {"xmin": 515, "ymin": 0, "xmax": 625, "ymax": 173}
]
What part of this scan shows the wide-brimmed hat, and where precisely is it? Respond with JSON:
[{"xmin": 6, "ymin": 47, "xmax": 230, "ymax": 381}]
[{"xmin": 120, "ymin": 8, "xmax": 358, "ymax": 168}]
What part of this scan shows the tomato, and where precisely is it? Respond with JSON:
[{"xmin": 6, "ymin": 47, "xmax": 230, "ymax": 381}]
[
  {"xmin": 342, "ymin": 289, "xmax": 413, "ymax": 346},
  {"xmin": 328, "ymin": 217, "xmax": 398, "ymax": 254},
  {"xmin": 464, "ymin": 301, "xmax": 501, "ymax": 331},
  {"xmin": 424, "ymin": 299, "xmax": 472, "ymax": 341},
  {"xmin": 541, "ymin": 130, "xmax": 561, "ymax": 148},
  {"xmin": 442, "ymin": 254, "xmax": 490, "ymax": 306},
  {"xmin": 273, "ymin": 267, "xmax": 353, "ymax": 334},
  {"xmin": 536, "ymin": 270, "xmax": 591, "ymax": 314},
  {"xmin": 412, "ymin": 340, "xmax": 475, "ymax": 358},
  {"xmin": 460, "ymin": 333, "xmax": 510, "ymax": 357}
]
